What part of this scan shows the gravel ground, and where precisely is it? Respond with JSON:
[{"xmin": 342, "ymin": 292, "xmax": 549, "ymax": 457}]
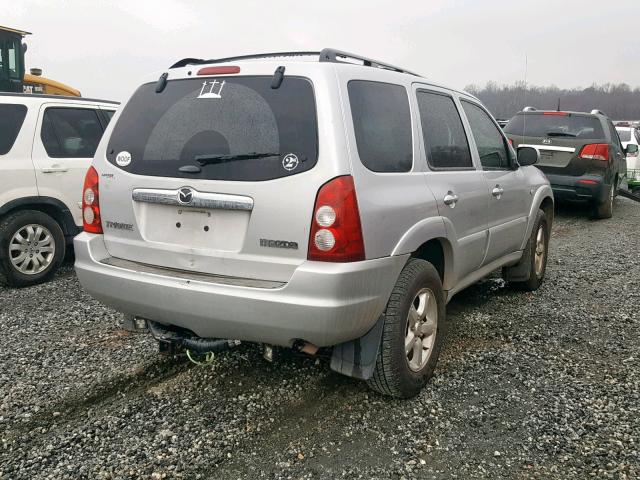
[{"xmin": 1, "ymin": 198, "xmax": 639, "ymax": 479}]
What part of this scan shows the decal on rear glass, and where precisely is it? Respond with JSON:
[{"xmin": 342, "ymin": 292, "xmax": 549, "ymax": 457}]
[
  {"xmin": 197, "ymin": 80, "xmax": 226, "ymax": 99},
  {"xmin": 282, "ymin": 153, "xmax": 299, "ymax": 171},
  {"xmin": 115, "ymin": 151, "xmax": 132, "ymax": 166}
]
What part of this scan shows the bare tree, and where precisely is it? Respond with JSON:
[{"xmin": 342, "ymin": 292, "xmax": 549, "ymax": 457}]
[{"xmin": 465, "ymin": 83, "xmax": 640, "ymax": 120}]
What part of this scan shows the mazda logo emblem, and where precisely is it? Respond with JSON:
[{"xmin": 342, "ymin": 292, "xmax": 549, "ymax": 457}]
[{"xmin": 178, "ymin": 187, "xmax": 194, "ymax": 205}]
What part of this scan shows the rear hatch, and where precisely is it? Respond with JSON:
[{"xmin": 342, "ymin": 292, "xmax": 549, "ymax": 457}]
[
  {"xmin": 505, "ymin": 112, "xmax": 606, "ymax": 176},
  {"xmin": 98, "ymin": 70, "xmax": 327, "ymax": 283}
]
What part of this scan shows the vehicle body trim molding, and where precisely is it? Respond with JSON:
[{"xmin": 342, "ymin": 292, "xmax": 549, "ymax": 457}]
[
  {"xmin": 132, "ymin": 187, "xmax": 254, "ymax": 211},
  {"xmin": 519, "ymin": 144, "xmax": 576, "ymax": 153}
]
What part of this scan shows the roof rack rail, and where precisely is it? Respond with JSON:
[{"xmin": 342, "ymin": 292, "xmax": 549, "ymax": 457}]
[
  {"xmin": 319, "ymin": 48, "xmax": 419, "ymax": 76},
  {"xmin": 169, "ymin": 48, "xmax": 420, "ymax": 76},
  {"xmin": 590, "ymin": 109, "xmax": 606, "ymax": 116},
  {"xmin": 523, "ymin": 106, "xmax": 537, "ymax": 112}
]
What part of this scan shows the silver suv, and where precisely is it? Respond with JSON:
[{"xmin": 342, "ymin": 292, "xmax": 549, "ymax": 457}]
[{"xmin": 74, "ymin": 50, "xmax": 554, "ymax": 398}]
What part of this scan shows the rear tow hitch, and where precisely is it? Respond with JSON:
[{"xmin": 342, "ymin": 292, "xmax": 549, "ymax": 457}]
[{"xmin": 147, "ymin": 321, "xmax": 241, "ymax": 364}]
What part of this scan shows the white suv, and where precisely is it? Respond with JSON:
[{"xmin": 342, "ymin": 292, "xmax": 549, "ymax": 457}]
[{"xmin": 0, "ymin": 93, "xmax": 118, "ymax": 286}]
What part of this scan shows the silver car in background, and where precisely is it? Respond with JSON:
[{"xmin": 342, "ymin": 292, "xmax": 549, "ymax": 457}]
[{"xmin": 74, "ymin": 50, "xmax": 553, "ymax": 398}]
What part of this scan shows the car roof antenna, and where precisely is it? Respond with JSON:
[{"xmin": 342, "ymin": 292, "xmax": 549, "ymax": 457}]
[
  {"xmin": 271, "ymin": 66, "xmax": 285, "ymax": 89},
  {"xmin": 557, "ymin": 97, "xmax": 561, "ymax": 112}
]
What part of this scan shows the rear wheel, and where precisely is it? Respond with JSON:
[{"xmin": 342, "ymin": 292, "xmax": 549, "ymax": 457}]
[
  {"xmin": 0, "ymin": 210, "xmax": 65, "ymax": 287},
  {"xmin": 593, "ymin": 183, "xmax": 614, "ymax": 219},
  {"xmin": 507, "ymin": 209, "xmax": 549, "ymax": 292},
  {"xmin": 367, "ymin": 258, "xmax": 446, "ymax": 398}
]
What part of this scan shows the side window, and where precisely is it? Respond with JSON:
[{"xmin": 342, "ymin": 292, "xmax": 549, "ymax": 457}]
[
  {"xmin": 103, "ymin": 110, "xmax": 115, "ymax": 123},
  {"xmin": 416, "ymin": 90, "xmax": 473, "ymax": 169},
  {"xmin": 0, "ymin": 104, "xmax": 28, "ymax": 155},
  {"xmin": 40, "ymin": 108, "xmax": 103, "ymax": 158},
  {"xmin": 635, "ymin": 129, "xmax": 640, "ymax": 144},
  {"xmin": 348, "ymin": 80, "xmax": 412, "ymax": 173},
  {"xmin": 462, "ymin": 101, "xmax": 511, "ymax": 169}
]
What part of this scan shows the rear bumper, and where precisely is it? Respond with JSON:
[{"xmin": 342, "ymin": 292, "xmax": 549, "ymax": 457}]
[
  {"xmin": 74, "ymin": 233, "xmax": 408, "ymax": 347},
  {"xmin": 545, "ymin": 173, "xmax": 607, "ymax": 203}
]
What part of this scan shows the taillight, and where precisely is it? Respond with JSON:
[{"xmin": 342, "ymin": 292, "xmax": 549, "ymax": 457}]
[
  {"xmin": 308, "ymin": 176, "xmax": 365, "ymax": 262},
  {"xmin": 82, "ymin": 166, "xmax": 102, "ymax": 234},
  {"xmin": 508, "ymin": 138, "xmax": 514, "ymax": 146},
  {"xmin": 579, "ymin": 144, "xmax": 609, "ymax": 162}
]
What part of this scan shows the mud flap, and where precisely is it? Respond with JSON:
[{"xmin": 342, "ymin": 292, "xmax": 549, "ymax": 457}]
[
  {"xmin": 502, "ymin": 248, "xmax": 530, "ymax": 282},
  {"xmin": 330, "ymin": 315, "xmax": 384, "ymax": 380}
]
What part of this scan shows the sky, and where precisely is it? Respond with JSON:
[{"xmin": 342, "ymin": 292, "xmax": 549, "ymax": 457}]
[{"xmin": 2, "ymin": 0, "xmax": 639, "ymax": 102}]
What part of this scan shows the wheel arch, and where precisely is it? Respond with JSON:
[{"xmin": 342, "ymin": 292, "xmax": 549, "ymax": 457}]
[
  {"xmin": 520, "ymin": 186, "xmax": 554, "ymax": 250},
  {"xmin": 0, "ymin": 197, "xmax": 79, "ymax": 240}
]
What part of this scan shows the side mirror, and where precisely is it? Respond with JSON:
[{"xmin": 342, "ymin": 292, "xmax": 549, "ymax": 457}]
[
  {"xmin": 625, "ymin": 144, "xmax": 638, "ymax": 155},
  {"xmin": 517, "ymin": 146, "xmax": 539, "ymax": 166}
]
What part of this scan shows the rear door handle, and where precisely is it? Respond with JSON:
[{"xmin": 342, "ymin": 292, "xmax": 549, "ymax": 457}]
[
  {"xmin": 42, "ymin": 165, "xmax": 69, "ymax": 173},
  {"xmin": 492, "ymin": 186, "xmax": 504, "ymax": 199},
  {"xmin": 443, "ymin": 192, "xmax": 459, "ymax": 207}
]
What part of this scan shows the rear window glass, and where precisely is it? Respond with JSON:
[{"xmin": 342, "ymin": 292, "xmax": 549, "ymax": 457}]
[
  {"xmin": 106, "ymin": 76, "xmax": 318, "ymax": 181},
  {"xmin": 616, "ymin": 129, "xmax": 631, "ymax": 142},
  {"xmin": 505, "ymin": 113, "xmax": 605, "ymax": 139},
  {"xmin": 348, "ymin": 80, "xmax": 412, "ymax": 172},
  {"xmin": 0, "ymin": 104, "xmax": 27, "ymax": 155}
]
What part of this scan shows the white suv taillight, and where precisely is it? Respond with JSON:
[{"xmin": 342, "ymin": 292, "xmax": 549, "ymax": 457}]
[
  {"xmin": 308, "ymin": 176, "xmax": 365, "ymax": 262},
  {"xmin": 82, "ymin": 166, "xmax": 103, "ymax": 234}
]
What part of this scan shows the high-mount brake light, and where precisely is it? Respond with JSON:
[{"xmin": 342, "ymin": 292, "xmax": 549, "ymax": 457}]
[
  {"xmin": 308, "ymin": 176, "xmax": 365, "ymax": 262},
  {"xmin": 197, "ymin": 66, "xmax": 241, "ymax": 76},
  {"xmin": 579, "ymin": 143, "xmax": 609, "ymax": 162},
  {"xmin": 82, "ymin": 166, "xmax": 103, "ymax": 234},
  {"xmin": 543, "ymin": 112, "xmax": 568, "ymax": 116}
]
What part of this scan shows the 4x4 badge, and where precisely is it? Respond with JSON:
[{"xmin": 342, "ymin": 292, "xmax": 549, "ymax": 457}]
[
  {"xmin": 178, "ymin": 187, "xmax": 194, "ymax": 205},
  {"xmin": 542, "ymin": 138, "xmax": 552, "ymax": 145}
]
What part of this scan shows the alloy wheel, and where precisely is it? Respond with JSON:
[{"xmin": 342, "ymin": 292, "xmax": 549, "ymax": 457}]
[
  {"xmin": 9, "ymin": 224, "xmax": 56, "ymax": 275},
  {"xmin": 534, "ymin": 225, "xmax": 546, "ymax": 277},
  {"xmin": 405, "ymin": 288, "xmax": 438, "ymax": 372}
]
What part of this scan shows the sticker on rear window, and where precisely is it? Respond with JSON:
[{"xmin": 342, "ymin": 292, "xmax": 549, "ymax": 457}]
[
  {"xmin": 115, "ymin": 151, "xmax": 131, "ymax": 166},
  {"xmin": 282, "ymin": 153, "xmax": 299, "ymax": 171},
  {"xmin": 197, "ymin": 80, "xmax": 226, "ymax": 99}
]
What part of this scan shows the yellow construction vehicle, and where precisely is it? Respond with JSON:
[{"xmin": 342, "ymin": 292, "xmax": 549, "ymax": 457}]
[{"xmin": 0, "ymin": 25, "xmax": 80, "ymax": 96}]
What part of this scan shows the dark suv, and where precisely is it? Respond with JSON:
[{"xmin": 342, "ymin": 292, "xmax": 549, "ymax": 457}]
[{"xmin": 505, "ymin": 108, "xmax": 628, "ymax": 218}]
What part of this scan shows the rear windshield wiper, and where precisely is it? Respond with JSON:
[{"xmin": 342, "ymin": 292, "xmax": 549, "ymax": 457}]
[
  {"xmin": 546, "ymin": 132, "xmax": 577, "ymax": 137},
  {"xmin": 195, "ymin": 152, "xmax": 280, "ymax": 165}
]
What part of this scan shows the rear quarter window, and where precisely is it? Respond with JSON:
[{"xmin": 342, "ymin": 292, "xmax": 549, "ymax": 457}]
[
  {"xmin": 348, "ymin": 80, "xmax": 412, "ymax": 173},
  {"xmin": 0, "ymin": 104, "xmax": 28, "ymax": 155}
]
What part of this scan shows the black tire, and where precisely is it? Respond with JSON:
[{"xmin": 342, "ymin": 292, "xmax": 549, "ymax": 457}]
[
  {"xmin": 0, "ymin": 210, "xmax": 65, "ymax": 287},
  {"xmin": 593, "ymin": 183, "xmax": 614, "ymax": 219},
  {"xmin": 508, "ymin": 209, "xmax": 549, "ymax": 292},
  {"xmin": 367, "ymin": 258, "xmax": 446, "ymax": 399}
]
